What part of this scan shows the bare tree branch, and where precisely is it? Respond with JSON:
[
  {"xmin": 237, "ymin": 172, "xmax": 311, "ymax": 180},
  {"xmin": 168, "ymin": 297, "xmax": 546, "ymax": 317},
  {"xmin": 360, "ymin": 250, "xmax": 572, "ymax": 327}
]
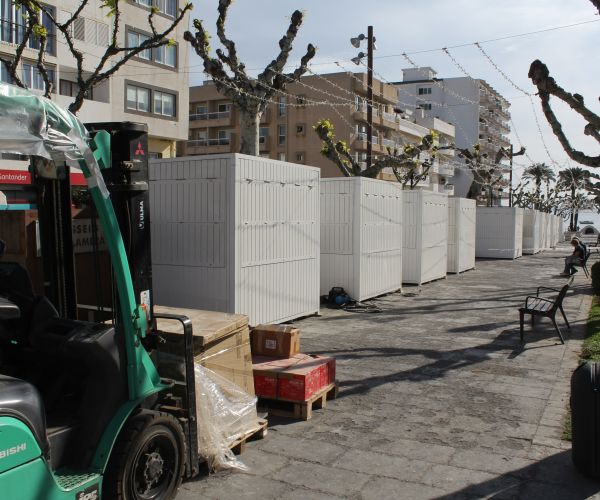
[
  {"xmin": 528, "ymin": 59, "xmax": 600, "ymax": 168},
  {"xmin": 185, "ymin": 5, "xmax": 316, "ymax": 155}
]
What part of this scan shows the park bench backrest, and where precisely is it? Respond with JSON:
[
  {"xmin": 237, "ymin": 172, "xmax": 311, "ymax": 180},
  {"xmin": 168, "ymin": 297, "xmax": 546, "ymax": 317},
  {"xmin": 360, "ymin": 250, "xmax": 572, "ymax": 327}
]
[{"xmin": 550, "ymin": 282, "xmax": 571, "ymax": 314}]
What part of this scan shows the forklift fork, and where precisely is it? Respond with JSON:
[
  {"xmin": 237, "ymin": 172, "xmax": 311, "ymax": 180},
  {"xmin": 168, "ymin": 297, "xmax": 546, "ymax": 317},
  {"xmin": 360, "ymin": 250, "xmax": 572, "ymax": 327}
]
[{"xmin": 153, "ymin": 313, "xmax": 199, "ymax": 478}]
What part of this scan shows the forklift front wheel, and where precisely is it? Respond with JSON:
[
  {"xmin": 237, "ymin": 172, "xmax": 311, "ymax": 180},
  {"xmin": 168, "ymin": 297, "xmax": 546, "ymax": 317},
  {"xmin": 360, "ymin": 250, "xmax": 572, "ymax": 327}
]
[{"xmin": 104, "ymin": 410, "xmax": 186, "ymax": 500}]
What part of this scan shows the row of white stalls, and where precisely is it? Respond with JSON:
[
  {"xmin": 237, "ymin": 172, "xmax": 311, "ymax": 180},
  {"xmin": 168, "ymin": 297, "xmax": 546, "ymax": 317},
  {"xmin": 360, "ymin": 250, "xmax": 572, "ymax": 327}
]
[
  {"xmin": 475, "ymin": 207, "xmax": 562, "ymax": 259},
  {"xmin": 148, "ymin": 155, "xmax": 476, "ymax": 325}
]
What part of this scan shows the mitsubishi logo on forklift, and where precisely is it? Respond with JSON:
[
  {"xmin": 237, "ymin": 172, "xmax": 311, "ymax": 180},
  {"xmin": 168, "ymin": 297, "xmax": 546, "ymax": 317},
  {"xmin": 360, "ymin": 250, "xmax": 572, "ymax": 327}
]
[{"xmin": 135, "ymin": 141, "xmax": 145, "ymax": 156}]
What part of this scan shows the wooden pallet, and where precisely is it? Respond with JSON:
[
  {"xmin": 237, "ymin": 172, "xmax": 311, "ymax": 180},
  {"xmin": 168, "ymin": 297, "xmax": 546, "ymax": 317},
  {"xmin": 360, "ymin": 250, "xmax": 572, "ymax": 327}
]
[
  {"xmin": 258, "ymin": 382, "xmax": 339, "ymax": 421},
  {"xmin": 230, "ymin": 418, "xmax": 268, "ymax": 455}
]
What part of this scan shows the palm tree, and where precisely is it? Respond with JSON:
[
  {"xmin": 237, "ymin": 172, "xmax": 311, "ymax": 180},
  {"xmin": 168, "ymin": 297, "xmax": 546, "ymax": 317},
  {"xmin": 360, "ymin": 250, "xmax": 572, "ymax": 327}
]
[
  {"xmin": 558, "ymin": 167, "xmax": 591, "ymax": 231},
  {"xmin": 523, "ymin": 163, "xmax": 556, "ymax": 209}
]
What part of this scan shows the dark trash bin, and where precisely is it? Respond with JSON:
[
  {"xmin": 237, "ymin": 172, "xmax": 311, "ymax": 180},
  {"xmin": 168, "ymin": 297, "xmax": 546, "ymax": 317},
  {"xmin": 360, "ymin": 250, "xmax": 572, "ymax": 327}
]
[{"xmin": 571, "ymin": 361, "xmax": 600, "ymax": 477}]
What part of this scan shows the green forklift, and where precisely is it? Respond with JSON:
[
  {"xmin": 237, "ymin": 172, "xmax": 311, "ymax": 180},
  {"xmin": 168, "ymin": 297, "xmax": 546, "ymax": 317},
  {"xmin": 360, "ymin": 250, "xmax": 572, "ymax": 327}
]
[{"xmin": 0, "ymin": 84, "xmax": 201, "ymax": 499}]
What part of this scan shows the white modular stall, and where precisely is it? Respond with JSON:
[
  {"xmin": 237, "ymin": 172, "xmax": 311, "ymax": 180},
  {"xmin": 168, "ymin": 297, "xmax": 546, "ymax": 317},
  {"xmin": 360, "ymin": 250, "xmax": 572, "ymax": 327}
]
[
  {"xmin": 320, "ymin": 177, "xmax": 403, "ymax": 301},
  {"xmin": 149, "ymin": 154, "xmax": 320, "ymax": 326},
  {"xmin": 476, "ymin": 207, "xmax": 524, "ymax": 259},
  {"xmin": 403, "ymin": 191, "xmax": 448, "ymax": 284},
  {"xmin": 447, "ymin": 197, "xmax": 476, "ymax": 274},
  {"xmin": 522, "ymin": 209, "xmax": 542, "ymax": 255}
]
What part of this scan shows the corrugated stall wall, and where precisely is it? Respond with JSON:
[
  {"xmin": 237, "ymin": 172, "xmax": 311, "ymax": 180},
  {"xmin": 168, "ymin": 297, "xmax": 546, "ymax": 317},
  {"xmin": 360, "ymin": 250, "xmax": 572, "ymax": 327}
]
[
  {"xmin": 149, "ymin": 154, "xmax": 320, "ymax": 325},
  {"xmin": 539, "ymin": 212, "xmax": 548, "ymax": 249},
  {"xmin": 475, "ymin": 207, "xmax": 523, "ymax": 259},
  {"xmin": 447, "ymin": 198, "xmax": 476, "ymax": 273},
  {"xmin": 320, "ymin": 177, "xmax": 403, "ymax": 301},
  {"xmin": 403, "ymin": 191, "xmax": 448, "ymax": 285},
  {"xmin": 544, "ymin": 213, "xmax": 554, "ymax": 248},
  {"xmin": 523, "ymin": 209, "xmax": 542, "ymax": 255}
]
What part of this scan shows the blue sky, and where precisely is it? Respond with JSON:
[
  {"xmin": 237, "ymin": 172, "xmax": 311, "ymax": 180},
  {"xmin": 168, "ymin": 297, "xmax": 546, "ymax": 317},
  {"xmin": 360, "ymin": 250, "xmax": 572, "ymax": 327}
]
[{"xmin": 187, "ymin": 0, "xmax": 600, "ymax": 177}]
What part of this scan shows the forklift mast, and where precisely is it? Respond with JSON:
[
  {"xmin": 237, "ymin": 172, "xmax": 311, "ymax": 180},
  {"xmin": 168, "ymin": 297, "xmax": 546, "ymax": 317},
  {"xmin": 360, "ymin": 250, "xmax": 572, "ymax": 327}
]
[{"xmin": 85, "ymin": 122, "xmax": 154, "ymax": 320}]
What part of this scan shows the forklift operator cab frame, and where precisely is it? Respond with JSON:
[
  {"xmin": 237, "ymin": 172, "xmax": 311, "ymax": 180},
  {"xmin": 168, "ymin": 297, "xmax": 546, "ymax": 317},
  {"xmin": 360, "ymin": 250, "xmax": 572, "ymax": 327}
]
[{"xmin": 0, "ymin": 84, "xmax": 192, "ymax": 499}]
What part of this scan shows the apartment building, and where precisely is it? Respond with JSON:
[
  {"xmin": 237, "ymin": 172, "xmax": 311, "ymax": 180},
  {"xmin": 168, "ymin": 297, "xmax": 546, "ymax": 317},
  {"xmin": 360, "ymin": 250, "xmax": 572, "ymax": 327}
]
[
  {"xmin": 394, "ymin": 67, "xmax": 511, "ymax": 198},
  {"xmin": 182, "ymin": 72, "xmax": 455, "ymax": 193},
  {"xmin": 0, "ymin": 0, "xmax": 189, "ymax": 206}
]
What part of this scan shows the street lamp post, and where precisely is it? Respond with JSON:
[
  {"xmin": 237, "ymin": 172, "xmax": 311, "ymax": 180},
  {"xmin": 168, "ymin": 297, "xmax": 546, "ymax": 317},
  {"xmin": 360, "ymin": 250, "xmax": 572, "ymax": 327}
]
[{"xmin": 351, "ymin": 27, "xmax": 375, "ymax": 168}]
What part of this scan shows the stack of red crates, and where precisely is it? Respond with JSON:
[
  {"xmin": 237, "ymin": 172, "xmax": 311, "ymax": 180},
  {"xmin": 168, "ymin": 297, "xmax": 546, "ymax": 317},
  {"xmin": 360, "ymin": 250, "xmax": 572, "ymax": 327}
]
[{"xmin": 251, "ymin": 325, "xmax": 336, "ymax": 402}]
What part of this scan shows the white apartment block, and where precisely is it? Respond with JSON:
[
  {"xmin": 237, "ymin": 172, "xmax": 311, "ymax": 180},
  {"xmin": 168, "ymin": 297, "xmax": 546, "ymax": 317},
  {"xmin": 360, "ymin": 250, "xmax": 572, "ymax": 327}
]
[
  {"xmin": 0, "ymin": 0, "xmax": 189, "ymax": 197},
  {"xmin": 394, "ymin": 67, "xmax": 511, "ymax": 198}
]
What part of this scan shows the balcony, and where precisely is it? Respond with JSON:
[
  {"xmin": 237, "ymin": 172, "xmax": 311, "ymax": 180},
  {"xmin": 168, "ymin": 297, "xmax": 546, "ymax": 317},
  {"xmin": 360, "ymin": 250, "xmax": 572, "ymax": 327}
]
[
  {"xmin": 189, "ymin": 110, "xmax": 232, "ymax": 128},
  {"xmin": 185, "ymin": 135, "xmax": 235, "ymax": 154},
  {"xmin": 353, "ymin": 133, "xmax": 382, "ymax": 153}
]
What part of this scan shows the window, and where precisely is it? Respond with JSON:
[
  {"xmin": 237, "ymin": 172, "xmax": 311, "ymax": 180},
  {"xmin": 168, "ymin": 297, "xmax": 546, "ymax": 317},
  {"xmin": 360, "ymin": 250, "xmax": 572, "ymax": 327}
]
[
  {"xmin": 218, "ymin": 130, "xmax": 230, "ymax": 145},
  {"xmin": 127, "ymin": 31, "xmax": 151, "ymax": 60},
  {"xmin": 126, "ymin": 84, "xmax": 150, "ymax": 112},
  {"xmin": 218, "ymin": 103, "xmax": 231, "ymax": 113},
  {"xmin": 133, "ymin": 0, "xmax": 177, "ymax": 17},
  {"xmin": 278, "ymin": 125, "xmax": 286, "ymax": 145},
  {"xmin": 259, "ymin": 127, "xmax": 269, "ymax": 144},
  {"xmin": 277, "ymin": 153, "xmax": 286, "ymax": 161},
  {"xmin": 0, "ymin": 63, "xmax": 12, "ymax": 84},
  {"xmin": 278, "ymin": 97, "xmax": 287, "ymax": 117},
  {"xmin": 418, "ymin": 87, "xmax": 432, "ymax": 95},
  {"xmin": 148, "ymin": 152, "xmax": 163, "ymax": 159},
  {"xmin": 418, "ymin": 103, "xmax": 432, "ymax": 110},
  {"xmin": 195, "ymin": 104, "xmax": 207, "ymax": 114},
  {"xmin": 296, "ymin": 124, "xmax": 305, "ymax": 135},
  {"xmin": 0, "ymin": 2, "xmax": 56, "ymax": 55},
  {"xmin": 295, "ymin": 152, "xmax": 305, "ymax": 163},
  {"xmin": 296, "ymin": 95, "xmax": 307, "ymax": 107},
  {"xmin": 59, "ymin": 79, "xmax": 93, "ymax": 99},
  {"xmin": 155, "ymin": 43, "xmax": 177, "ymax": 67},
  {"xmin": 22, "ymin": 63, "xmax": 55, "ymax": 92},
  {"xmin": 153, "ymin": 90, "xmax": 176, "ymax": 116},
  {"xmin": 127, "ymin": 29, "xmax": 176, "ymax": 67}
]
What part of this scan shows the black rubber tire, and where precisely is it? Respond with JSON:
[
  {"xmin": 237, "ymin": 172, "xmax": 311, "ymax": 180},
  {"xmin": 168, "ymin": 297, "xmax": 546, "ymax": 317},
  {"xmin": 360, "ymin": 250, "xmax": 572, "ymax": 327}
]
[{"xmin": 103, "ymin": 410, "xmax": 185, "ymax": 500}]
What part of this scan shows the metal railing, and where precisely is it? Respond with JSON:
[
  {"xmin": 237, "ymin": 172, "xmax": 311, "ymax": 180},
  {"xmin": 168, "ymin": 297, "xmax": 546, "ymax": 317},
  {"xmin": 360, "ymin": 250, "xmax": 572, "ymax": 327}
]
[
  {"xmin": 0, "ymin": 20, "xmax": 56, "ymax": 55},
  {"xmin": 187, "ymin": 137, "xmax": 231, "ymax": 147},
  {"xmin": 357, "ymin": 133, "xmax": 378, "ymax": 144},
  {"xmin": 189, "ymin": 110, "xmax": 231, "ymax": 121}
]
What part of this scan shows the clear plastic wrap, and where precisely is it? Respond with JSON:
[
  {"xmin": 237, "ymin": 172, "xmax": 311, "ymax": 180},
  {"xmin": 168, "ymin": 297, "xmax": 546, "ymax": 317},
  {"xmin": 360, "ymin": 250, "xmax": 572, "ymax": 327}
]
[
  {"xmin": 194, "ymin": 363, "xmax": 258, "ymax": 472},
  {"xmin": 0, "ymin": 83, "xmax": 108, "ymax": 198}
]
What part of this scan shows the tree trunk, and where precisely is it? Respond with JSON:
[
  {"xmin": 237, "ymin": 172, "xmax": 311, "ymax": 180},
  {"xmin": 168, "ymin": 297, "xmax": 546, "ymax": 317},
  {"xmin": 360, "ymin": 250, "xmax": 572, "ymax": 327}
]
[
  {"xmin": 239, "ymin": 109, "xmax": 261, "ymax": 156},
  {"xmin": 574, "ymin": 210, "xmax": 579, "ymax": 231}
]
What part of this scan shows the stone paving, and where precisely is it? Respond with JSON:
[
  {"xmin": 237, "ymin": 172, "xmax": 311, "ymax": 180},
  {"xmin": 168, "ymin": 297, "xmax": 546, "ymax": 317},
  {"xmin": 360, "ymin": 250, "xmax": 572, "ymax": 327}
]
[{"xmin": 179, "ymin": 246, "xmax": 600, "ymax": 499}]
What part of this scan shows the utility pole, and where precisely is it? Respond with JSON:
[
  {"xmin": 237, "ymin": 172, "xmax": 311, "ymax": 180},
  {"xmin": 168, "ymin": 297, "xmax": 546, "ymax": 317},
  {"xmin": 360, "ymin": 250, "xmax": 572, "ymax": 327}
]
[
  {"xmin": 351, "ymin": 27, "xmax": 376, "ymax": 168},
  {"xmin": 366, "ymin": 25, "xmax": 374, "ymax": 168}
]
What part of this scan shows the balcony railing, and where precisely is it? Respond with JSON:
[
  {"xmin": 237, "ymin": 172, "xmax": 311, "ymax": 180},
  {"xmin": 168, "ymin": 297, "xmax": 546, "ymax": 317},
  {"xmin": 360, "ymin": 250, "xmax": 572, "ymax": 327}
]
[
  {"xmin": 357, "ymin": 133, "xmax": 378, "ymax": 144},
  {"xmin": 382, "ymin": 138, "xmax": 397, "ymax": 149},
  {"xmin": 189, "ymin": 110, "xmax": 231, "ymax": 121},
  {"xmin": 0, "ymin": 20, "xmax": 56, "ymax": 55},
  {"xmin": 187, "ymin": 137, "xmax": 231, "ymax": 147}
]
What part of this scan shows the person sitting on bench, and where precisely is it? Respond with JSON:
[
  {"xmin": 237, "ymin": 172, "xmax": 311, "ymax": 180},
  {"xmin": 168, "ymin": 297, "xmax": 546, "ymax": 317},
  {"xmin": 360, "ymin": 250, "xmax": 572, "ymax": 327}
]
[{"xmin": 561, "ymin": 238, "xmax": 585, "ymax": 276}]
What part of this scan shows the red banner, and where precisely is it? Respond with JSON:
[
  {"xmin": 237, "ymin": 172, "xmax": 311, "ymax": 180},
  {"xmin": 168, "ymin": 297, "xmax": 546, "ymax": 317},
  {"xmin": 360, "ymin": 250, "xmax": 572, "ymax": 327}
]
[
  {"xmin": 0, "ymin": 169, "xmax": 30, "ymax": 184},
  {"xmin": 0, "ymin": 169, "xmax": 86, "ymax": 186}
]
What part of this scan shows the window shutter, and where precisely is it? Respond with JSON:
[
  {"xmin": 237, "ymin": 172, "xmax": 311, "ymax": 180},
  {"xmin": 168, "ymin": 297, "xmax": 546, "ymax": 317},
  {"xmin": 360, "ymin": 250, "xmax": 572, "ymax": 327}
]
[
  {"xmin": 73, "ymin": 17, "xmax": 85, "ymax": 41},
  {"xmin": 96, "ymin": 22, "xmax": 109, "ymax": 46}
]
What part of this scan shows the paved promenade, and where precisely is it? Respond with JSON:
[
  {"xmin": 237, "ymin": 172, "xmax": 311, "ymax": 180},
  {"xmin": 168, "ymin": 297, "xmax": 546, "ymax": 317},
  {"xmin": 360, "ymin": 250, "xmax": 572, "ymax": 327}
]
[{"xmin": 180, "ymin": 246, "xmax": 600, "ymax": 499}]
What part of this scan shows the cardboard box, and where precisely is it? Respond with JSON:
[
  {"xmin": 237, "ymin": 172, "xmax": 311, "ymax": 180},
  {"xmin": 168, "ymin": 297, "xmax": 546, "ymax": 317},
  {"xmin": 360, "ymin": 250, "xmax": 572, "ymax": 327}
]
[
  {"xmin": 155, "ymin": 306, "xmax": 255, "ymax": 396},
  {"xmin": 251, "ymin": 324, "xmax": 300, "ymax": 358},
  {"xmin": 252, "ymin": 354, "xmax": 336, "ymax": 402}
]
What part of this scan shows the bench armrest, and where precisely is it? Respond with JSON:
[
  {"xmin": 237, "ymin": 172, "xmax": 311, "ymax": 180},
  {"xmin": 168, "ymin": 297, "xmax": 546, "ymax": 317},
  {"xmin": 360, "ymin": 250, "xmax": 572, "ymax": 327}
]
[{"xmin": 536, "ymin": 286, "xmax": 560, "ymax": 296}]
